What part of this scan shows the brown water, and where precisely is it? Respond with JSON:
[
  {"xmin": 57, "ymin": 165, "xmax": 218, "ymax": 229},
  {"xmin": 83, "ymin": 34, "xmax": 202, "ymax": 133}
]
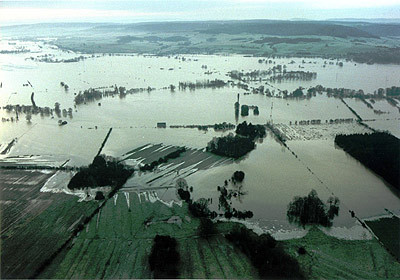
[{"xmin": 1, "ymin": 39, "xmax": 399, "ymax": 237}]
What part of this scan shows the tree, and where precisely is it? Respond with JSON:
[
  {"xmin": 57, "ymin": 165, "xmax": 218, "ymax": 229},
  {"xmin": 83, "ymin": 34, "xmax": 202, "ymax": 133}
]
[
  {"xmin": 199, "ymin": 218, "xmax": 216, "ymax": 238},
  {"xmin": 54, "ymin": 102, "xmax": 61, "ymax": 117},
  {"xmin": 176, "ymin": 178, "xmax": 188, "ymax": 190},
  {"xmin": 189, "ymin": 198, "xmax": 215, "ymax": 218},
  {"xmin": 149, "ymin": 235, "xmax": 180, "ymax": 279},
  {"xmin": 292, "ymin": 87, "xmax": 304, "ymax": 98},
  {"xmin": 95, "ymin": 191, "xmax": 105, "ymax": 200},
  {"xmin": 232, "ymin": 171, "xmax": 245, "ymax": 183},
  {"xmin": 25, "ymin": 113, "xmax": 32, "ymax": 123},
  {"xmin": 241, "ymin": 105, "xmax": 249, "ymax": 116},
  {"xmin": 287, "ymin": 190, "xmax": 340, "ymax": 228},
  {"xmin": 177, "ymin": 188, "xmax": 191, "ymax": 202}
]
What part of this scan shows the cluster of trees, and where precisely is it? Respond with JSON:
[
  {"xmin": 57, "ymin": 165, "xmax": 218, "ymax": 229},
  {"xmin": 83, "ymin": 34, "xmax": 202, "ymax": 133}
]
[
  {"xmin": 335, "ymin": 132, "xmax": 400, "ymax": 190},
  {"xmin": 229, "ymin": 68, "xmax": 316, "ymax": 84},
  {"xmin": 240, "ymin": 104, "xmax": 259, "ymax": 116},
  {"xmin": 74, "ymin": 88, "xmax": 103, "ymax": 104},
  {"xmin": 213, "ymin": 122, "xmax": 235, "ymax": 131},
  {"xmin": 33, "ymin": 55, "xmax": 86, "ymax": 63},
  {"xmin": 225, "ymin": 227, "xmax": 304, "ymax": 279},
  {"xmin": 305, "ymin": 84, "xmax": 400, "ymax": 100},
  {"xmin": 170, "ymin": 123, "xmax": 235, "ymax": 131},
  {"xmin": 350, "ymin": 48, "xmax": 400, "ymax": 65},
  {"xmin": 176, "ymin": 171, "xmax": 253, "ymax": 222},
  {"xmin": 74, "ymin": 86, "xmax": 153, "ymax": 105},
  {"xmin": 67, "ymin": 155, "xmax": 133, "ymax": 193},
  {"xmin": 174, "ymin": 179, "xmax": 218, "ymax": 238},
  {"xmin": 2, "ymin": 103, "xmax": 72, "ymax": 121},
  {"xmin": 140, "ymin": 147, "xmax": 186, "ymax": 172},
  {"xmin": 207, "ymin": 121, "xmax": 267, "ymax": 158},
  {"xmin": 228, "ymin": 70, "xmax": 270, "ymax": 81},
  {"xmin": 188, "ymin": 198, "xmax": 218, "ymax": 219},
  {"xmin": 206, "ymin": 133, "xmax": 255, "ymax": 158},
  {"xmin": 175, "ymin": 179, "xmax": 217, "ymax": 219},
  {"xmin": 236, "ymin": 121, "xmax": 266, "ymax": 140},
  {"xmin": 178, "ymin": 79, "xmax": 227, "ymax": 90},
  {"xmin": 386, "ymin": 86, "xmax": 400, "ymax": 97},
  {"xmin": 217, "ymin": 184, "xmax": 253, "ymax": 220},
  {"xmin": 1, "ymin": 49, "xmax": 29, "ymax": 54},
  {"xmin": 149, "ymin": 235, "xmax": 180, "ymax": 279},
  {"xmin": 287, "ymin": 190, "xmax": 340, "ymax": 228},
  {"xmin": 281, "ymin": 87, "xmax": 305, "ymax": 98}
]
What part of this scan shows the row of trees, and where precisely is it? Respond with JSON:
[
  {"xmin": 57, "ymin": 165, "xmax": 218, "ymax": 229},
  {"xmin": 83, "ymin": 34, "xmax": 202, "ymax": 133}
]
[
  {"xmin": 3, "ymin": 103, "xmax": 73, "ymax": 119},
  {"xmin": 140, "ymin": 147, "xmax": 186, "ymax": 172},
  {"xmin": 74, "ymin": 86, "xmax": 153, "ymax": 105},
  {"xmin": 178, "ymin": 79, "xmax": 227, "ymax": 90}
]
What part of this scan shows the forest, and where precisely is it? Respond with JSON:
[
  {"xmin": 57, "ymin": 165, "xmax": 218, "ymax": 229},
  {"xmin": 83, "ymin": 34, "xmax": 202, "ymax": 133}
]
[{"xmin": 335, "ymin": 132, "xmax": 400, "ymax": 192}]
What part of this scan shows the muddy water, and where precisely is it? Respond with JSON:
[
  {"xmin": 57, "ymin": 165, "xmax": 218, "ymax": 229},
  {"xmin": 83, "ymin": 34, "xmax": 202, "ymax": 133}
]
[
  {"xmin": 1, "ymin": 40, "xmax": 399, "ymax": 237},
  {"xmin": 186, "ymin": 135, "xmax": 400, "ymax": 233}
]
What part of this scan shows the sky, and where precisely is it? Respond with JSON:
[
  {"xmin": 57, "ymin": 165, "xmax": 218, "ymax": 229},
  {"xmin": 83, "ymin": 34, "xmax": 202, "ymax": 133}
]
[{"xmin": 1, "ymin": 0, "xmax": 400, "ymax": 25}]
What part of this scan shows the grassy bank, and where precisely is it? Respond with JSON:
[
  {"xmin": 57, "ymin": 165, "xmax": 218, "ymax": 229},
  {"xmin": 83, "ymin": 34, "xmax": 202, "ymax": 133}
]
[{"xmin": 283, "ymin": 227, "xmax": 400, "ymax": 279}]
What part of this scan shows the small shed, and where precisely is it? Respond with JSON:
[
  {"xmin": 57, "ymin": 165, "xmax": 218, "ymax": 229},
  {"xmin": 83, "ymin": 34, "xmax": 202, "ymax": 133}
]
[{"xmin": 157, "ymin": 122, "xmax": 167, "ymax": 128}]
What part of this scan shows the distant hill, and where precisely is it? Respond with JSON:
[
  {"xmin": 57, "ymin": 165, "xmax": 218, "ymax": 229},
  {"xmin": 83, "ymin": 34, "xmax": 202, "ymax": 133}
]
[
  {"xmin": 97, "ymin": 20, "xmax": 378, "ymax": 38},
  {"xmin": 3, "ymin": 20, "xmax": 400, "ymax": 39}
]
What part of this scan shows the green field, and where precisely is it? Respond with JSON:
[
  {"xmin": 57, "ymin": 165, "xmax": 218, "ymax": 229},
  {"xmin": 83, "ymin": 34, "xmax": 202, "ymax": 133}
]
[
  {"xmin": 38, "ymin": 192, "xmax": 259, "ymax": 279},
  {"xmin": 283, "ymin": 227, "xmax": 400, "ymax": 279},
  {"xmin": 0, "ymin": 170, "xmax": 98, "ymax": 279},
  {"xmin": 37, "ymin": 189, "xmax": 400, "ymax": 279}
]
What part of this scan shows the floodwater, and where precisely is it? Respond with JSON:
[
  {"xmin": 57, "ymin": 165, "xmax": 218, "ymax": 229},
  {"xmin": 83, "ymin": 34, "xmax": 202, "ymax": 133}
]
[{"xmin": 1, "ymin": 39, "xmax": 399, "ymax": 238}]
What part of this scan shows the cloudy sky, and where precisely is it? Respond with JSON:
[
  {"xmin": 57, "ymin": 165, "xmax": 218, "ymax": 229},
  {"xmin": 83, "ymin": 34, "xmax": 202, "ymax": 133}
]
[{"xmin": 1, "ymin": 0, "xmax": 400, "ymax": 25}]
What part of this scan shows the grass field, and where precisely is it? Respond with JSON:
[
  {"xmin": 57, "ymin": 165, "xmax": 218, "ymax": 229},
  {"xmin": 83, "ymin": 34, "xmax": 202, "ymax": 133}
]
[
  {"xmin": 36, "ymin": 188, "xmax": 400, "ymax": 279},
  {"xmin": 0, "ymin": 170, "xmax": 99, "ymax": 279},
  {"xmin": 283, "ymin": 227, "xmax": 400, "ymax": 279},
  {"xmin": 38, "ymin": 191, "xmax": 259, "ymax": 279}
]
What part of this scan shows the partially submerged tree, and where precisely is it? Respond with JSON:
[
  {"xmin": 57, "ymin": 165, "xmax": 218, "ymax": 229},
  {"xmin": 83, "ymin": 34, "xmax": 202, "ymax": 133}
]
[
  {"xmin": 287, "ymin": 189, "xmax": 340, "ymax": 228},
  {"xmin": 232, "ymin": 171, "xmax": 245, "ymax": 183}
]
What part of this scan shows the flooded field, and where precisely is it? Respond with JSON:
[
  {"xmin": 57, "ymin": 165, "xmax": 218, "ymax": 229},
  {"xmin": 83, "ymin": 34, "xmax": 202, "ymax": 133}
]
[{"xmin": 1, "ymin": 39, "xmax": 400, "ymax": 240}]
